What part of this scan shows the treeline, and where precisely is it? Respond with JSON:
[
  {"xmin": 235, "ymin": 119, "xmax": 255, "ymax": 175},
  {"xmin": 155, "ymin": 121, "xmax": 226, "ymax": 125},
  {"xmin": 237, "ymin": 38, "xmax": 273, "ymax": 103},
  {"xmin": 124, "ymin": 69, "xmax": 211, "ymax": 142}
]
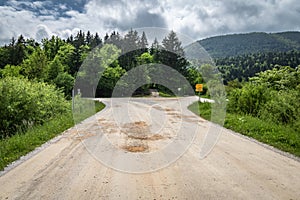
[
  {"xmin": 199, "ymin": 31, "xmax": 300, "ymax": 58},
  {"xmin": 0, "ymin": 29, "xmax": 202, "ymax": 97},
  {"xmin": 216, "ymin": 50, "xmax": 300, "ymax": 83},
  {"xmin": 0, "ymin": 29, "xmax": 205, "ymax": 136}
]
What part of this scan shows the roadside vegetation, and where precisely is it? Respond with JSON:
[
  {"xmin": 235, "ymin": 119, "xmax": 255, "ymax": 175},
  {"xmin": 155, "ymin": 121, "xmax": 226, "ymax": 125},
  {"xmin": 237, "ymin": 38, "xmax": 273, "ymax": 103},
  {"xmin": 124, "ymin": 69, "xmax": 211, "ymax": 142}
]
[
  {"xmin": 0, "ymin": 100, "xmax": 104, "ymax": 171},
  {"xmin": 1, "ymin": 29, "xmax": 300, "ymax": 169},
  {"xmin": 189, "ymin": 66, "xmax": 300, "ymax": 157},
  {"xmin": 0, "ymin": 29, "xmax": 201, "ymax": 170}
]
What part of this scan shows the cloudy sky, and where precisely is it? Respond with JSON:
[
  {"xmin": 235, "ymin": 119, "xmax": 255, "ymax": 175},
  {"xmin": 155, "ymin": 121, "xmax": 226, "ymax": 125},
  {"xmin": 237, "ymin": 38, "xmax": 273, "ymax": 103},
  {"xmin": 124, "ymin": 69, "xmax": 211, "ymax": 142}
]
[{"xmin": 0, "ymin": 0, "xmax": 299, "ymax": 45}]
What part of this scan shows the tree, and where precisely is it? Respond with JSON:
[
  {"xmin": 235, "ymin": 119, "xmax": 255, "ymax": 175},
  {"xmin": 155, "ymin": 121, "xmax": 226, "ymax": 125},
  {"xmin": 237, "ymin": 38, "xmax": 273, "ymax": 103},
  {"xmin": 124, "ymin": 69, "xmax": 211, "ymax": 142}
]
[
  {"xmin": 105, "ymin": 31, "xmax": 122, "ymax": 48},
  {"xmin": 186, "ymin": 66, "xmax": 203, "ymax": 90},
  {"xmin": 14, "ymin": 35, "xmax": 27, "ymax": 65},
  {"xmin": 42, "ymin": 36, "xmax": 65, "ymax": 61},
  {"xmin": 118, "ymin": 29, "xmax": 141, "ymax": 71},
  {"xmin": 160, "ymin": 31, "xmax": 188, "ymax": 76},
  {"xmin": 55, "ymin": 43, "xmax": 76, "ymax": 74},
  {"xmin": 22, "ymin": 47, "xmax": 48, "ymax": 80},
  {"xmin": 73, "ymin": 30, "xmax": 85, "ymax": 48},
  {"xmin": 85, "ymin": 31, "xmax": 92, "ymax": 46},
  {"xmin": 47, "ymin": 57, "xmax": 64, "ymax": 81},
  {"xmin": 0, "ymin": 46, "xmax": 11, "ymax": 69},
  {"xmin": 77, "ymin": 44, "xmax": 121, "ymax": 96},
  {"xmin": 54, "ymin": 72, "xmax": 74, "ymax": 99},
  {"xmin": 123, "ymin": 29, "xmax": 140, "ymax": 52},
  {"xmin": 162, "ymin": 31, "xmax": 184, "ymax": 56},
  {"xmin": 137, "ymin": 52, "xmax": 154, "ymax": 65},
  {"xmin": 150, "ymin": 38, "xmax": 161, "ymax": 63},
  {"xmin": 138, "ymin": 31, "xmax": 148, "ymax": 54},
  {"xmin": 250, "ymin": 66, "xmax": 300, "ymax": 90},
  {"xmin": 0, "ymin": 65, "xmax": 23, "ymax": 78},
  {"xmin": 97, "ymin": 65, "xmax": 126, "ymax": 97},
  {"xmin": 90, "ymin": 32, "xmax": 102, "ymax": 49}
]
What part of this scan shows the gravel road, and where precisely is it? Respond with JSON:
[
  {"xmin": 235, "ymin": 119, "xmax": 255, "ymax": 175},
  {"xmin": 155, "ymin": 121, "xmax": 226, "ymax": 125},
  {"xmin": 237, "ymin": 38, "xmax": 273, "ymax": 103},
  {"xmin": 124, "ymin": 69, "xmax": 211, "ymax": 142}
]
[{"xmin": 1, "ymin": 97, "xmax": 299, "ymax": 200}]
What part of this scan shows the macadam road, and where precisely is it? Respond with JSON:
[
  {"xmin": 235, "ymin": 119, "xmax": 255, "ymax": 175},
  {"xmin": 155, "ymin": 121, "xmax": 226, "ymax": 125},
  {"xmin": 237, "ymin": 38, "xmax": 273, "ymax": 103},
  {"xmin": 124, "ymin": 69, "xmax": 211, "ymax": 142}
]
[{"xmin": 0, "ymin": 97, "xmax": 299, "ymax": 199}]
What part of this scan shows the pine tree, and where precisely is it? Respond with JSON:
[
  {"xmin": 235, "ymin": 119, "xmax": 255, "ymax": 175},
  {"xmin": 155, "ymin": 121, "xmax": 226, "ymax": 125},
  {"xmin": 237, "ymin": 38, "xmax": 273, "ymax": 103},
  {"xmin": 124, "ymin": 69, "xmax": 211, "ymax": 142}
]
[
  {"xmin": 118, "ymin": 29, "xmax": 141, "ymax": 71},
  {"xmin": 139, "ymin": 31, "xmax": 148, "ymax": 53},
  {"xmin": 150, "ymin": 37, "xmax": 161, "ymax": 62},
  {"xmin": 90, "ymin": 32, "xmax": 102, "ymax": 49},
  {"xmin": 160, "ymin": 31, "xmax": 188, "ymax": 75},
  {"xmin": 86, "ymin": 31, "xmax": 92, "ymax": 46}
]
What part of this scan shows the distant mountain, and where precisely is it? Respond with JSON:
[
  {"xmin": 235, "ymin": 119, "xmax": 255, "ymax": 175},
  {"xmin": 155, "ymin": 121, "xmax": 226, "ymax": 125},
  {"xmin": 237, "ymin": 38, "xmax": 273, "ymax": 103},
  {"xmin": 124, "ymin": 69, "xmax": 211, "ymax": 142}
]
[{"xmin": 198, "ymin": 31, "xmax": 300, "ymax": 58}]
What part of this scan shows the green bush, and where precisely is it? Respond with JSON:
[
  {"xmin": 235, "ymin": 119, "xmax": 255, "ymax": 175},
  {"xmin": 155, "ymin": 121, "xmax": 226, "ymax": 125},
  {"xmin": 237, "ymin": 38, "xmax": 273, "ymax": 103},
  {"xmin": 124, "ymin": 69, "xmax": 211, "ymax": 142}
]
[
  {"xmin": 259, "ymin": 90, "xmax": 300, "ymax": 125},
  {"xmin": 227, "ymin": 83, "xmax": 269, "ymax": 116},
  {"xmin": 0, "ymin": 77, "xmax": 69, "ymax": 137}
]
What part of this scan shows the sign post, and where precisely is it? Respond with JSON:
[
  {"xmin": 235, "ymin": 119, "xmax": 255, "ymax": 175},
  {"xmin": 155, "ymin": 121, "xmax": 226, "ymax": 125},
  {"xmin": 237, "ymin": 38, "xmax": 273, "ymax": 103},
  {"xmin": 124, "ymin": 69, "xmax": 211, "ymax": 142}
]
[{"xmin": 195, "ymin": 84, "xmax": 203, "ymax": 101}]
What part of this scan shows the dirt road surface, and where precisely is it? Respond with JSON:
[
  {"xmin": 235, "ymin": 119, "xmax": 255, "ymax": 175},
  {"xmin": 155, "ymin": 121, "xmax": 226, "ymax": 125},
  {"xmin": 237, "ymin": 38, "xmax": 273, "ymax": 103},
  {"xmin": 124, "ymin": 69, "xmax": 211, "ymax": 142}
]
[{"xmin": 1, "ymin": 97, "xmax": 300, "ymax": 199}]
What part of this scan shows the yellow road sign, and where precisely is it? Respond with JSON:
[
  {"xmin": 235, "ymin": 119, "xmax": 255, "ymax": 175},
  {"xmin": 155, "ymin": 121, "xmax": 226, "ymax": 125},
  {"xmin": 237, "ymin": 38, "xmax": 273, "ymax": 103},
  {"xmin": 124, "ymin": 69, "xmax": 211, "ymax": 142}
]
[{"xmin": 195, "ymin": 84, "xmax": 203, "ymax": 92}]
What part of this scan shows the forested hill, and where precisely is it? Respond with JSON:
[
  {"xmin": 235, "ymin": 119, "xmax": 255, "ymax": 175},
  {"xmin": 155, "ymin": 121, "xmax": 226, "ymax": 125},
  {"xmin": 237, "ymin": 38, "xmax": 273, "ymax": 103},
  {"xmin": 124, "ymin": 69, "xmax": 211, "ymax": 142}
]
[{"xmin": 198, "ymin": 31, "xmax": 300, "ymax": 58}]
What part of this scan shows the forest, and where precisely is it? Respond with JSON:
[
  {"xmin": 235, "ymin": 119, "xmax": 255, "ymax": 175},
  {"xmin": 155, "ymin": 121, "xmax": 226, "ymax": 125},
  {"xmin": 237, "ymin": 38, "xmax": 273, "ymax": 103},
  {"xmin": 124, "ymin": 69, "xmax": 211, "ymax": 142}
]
[
  {"xmin": 0, "ymin": 29, "xmax": 299, "ymax": 162},
  {"xmin": 199, "ymin": 31, "xmax": 300, "ymax": 58},
  {"xmin": 216, "ymin": 50, "xmax": 300, "ymax": 83},
  {"xmin": 0, "ymin": 29, "xmax": 204, "ymax": 138}
]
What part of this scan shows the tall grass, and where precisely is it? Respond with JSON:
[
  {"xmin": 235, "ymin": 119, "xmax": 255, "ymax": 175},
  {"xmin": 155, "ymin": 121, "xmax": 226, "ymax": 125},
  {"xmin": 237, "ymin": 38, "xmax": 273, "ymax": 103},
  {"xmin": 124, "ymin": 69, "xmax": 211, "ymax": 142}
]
[{"xmin": 0, "ymin": 101, "xmax": 105, "ymax": 171}]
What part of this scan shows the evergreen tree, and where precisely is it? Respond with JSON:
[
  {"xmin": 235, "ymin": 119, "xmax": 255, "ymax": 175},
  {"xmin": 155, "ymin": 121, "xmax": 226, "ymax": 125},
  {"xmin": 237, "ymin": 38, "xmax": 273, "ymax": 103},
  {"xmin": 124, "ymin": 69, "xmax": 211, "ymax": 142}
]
[
  {"xmin": 85, "ymin": 31, "xmax": 92, "ymax": 46},
  {"xmin": 42, "ymin": 36, "xmax": 65, "ymax": 61},
  {"xmin": 138, "ymin": 31, "xmax": 148, "ymax": 53},
  {"xmin": 118, "ymin": 29, "xmax": 141, "ymax": 71},
  {"xmin": 150, "ymin": 37, "xmax": 161, "ymax": 62},
  {"xmin": 73, "ymin": 30, "xmax": 85, "ymax": 48},
  {"xmin": 105, "ymin": 31, "xmax": 122, "ymax": 48},
  {"xmin": 162, "ymin": 31, "xmax": 184, "ymax": 56},
  {"xmin": 160, "ymin": 31, "xmax": 188, "ymax": 75},
  {"xmin": 90, "ymin": 32, "xmax": 102, "ymax": 49}
]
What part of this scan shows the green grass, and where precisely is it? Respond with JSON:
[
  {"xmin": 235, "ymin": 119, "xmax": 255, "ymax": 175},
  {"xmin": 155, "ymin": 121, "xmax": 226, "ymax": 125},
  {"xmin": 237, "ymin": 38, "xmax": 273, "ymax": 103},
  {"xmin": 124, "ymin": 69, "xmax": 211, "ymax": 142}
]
[
  {"xmin": 158, "ymin": 91, "xmax": 176, "ymax": 97},
  {"xmin": 188, "ymin": 101, "xmax": 211, "ymax": 120},
  {"xmin": 0, "ymin": 101, "xmax": 105, "ymax": 171},
  {"xmin": 188, "ymin": 101, "xmax": 300, "ymax": 157},
  {"xmin": 73, "ymin": 100, "xmax": 105, "ymax": 123}
]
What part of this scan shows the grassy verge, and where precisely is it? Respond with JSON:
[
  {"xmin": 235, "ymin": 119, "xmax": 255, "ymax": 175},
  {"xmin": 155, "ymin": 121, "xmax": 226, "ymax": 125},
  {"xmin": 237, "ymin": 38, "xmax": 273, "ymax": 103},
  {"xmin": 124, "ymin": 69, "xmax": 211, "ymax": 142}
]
[
  {"xmin": 158, "ymin": 91, "xmax": 176, "ymax": 97},
  {"xmin": 0, "ymin": 101, "xmax": 105, "ymax": 171},
  {"xmin": 73, "ymin": 100, "xmax": 105, "ymax": 123},
  {"xmin": 188, "ymin": 101, "xmax": 300, "ymax": 157}
]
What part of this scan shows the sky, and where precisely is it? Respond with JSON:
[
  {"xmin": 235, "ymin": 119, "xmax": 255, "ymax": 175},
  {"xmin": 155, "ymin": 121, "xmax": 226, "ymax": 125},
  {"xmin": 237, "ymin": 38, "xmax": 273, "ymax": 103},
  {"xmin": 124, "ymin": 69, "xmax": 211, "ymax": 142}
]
[{"xmin": 0, "ymin": 0, "xmax": 300, "ymax": 45}]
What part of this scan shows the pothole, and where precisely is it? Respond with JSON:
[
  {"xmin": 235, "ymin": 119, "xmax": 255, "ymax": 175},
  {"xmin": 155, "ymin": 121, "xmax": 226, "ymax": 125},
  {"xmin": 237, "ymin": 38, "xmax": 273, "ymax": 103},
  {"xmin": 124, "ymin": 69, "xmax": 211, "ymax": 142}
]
[{"xmin": 122, "ymin": 121, "xmax": 165, "ymax": 141}]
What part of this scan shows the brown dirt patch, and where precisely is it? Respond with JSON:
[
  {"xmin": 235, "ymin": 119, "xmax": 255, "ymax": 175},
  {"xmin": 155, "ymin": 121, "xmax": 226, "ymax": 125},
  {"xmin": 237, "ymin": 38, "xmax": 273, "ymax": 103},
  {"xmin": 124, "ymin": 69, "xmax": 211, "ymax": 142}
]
[
  {"xmin": 128, "ymin": 134, "xmax": 164, "ymax": 141},
  {"xmin": 122, "ymin": 121, "xmax": 165, "ymax": 141},
  {"xmin": 122, "ymin": 144, "xmax": 149, "ymax": 152},
  {"xmin": 147, "ymin": 134, "xmax": 164, "ymax": 140},
  {"xmin": 164, "ymin": 108, "xmax": 175, "ymax": 112},
  {"xmin": 133, "ymin": 121, "xmax": 147, "ymax": 127}
]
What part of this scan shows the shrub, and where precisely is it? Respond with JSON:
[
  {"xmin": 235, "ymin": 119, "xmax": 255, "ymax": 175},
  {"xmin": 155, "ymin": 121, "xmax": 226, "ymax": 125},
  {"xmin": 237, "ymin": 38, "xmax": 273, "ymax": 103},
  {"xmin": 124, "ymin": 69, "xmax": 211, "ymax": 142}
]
[
  {"xmin": 0, "ymin": 77, "xmax": 69, "ymax": 137},
  {"xmin": 259, "ymin": 90, "xmax": 300, "ymax": 124},
  {"xmin": 227, "ymin": 83, "xmax": 269, "ymax": 116}
]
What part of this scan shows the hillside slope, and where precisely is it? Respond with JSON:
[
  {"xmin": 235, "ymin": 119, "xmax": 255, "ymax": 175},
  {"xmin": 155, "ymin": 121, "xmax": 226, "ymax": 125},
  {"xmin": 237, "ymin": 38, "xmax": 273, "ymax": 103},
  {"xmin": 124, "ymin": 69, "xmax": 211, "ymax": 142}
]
[{"xmin": 198, "ymin": 31, "xmax": 300, "ymax": 58}]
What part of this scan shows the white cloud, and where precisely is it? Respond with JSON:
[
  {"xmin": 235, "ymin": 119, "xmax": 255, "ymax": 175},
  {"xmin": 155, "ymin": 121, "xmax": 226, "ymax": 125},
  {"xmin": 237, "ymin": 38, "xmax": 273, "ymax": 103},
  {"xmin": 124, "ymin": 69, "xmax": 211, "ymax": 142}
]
[{"xmin": 0, "ymin": 0, "xmax": 299, "ymax": 45}]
